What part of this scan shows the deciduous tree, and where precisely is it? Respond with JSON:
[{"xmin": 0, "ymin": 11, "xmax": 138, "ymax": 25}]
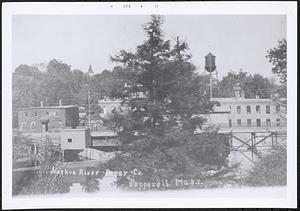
[{"xmin": 266, "ymin": 38, "xmax": 287, "ymax": 86}]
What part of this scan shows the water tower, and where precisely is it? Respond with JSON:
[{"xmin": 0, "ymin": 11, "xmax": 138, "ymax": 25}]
[{"xmin": 204, "ymin": 52, "xmax": 219, "ymax": 98}]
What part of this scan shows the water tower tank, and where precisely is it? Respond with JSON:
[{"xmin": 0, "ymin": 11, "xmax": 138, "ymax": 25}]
[{"xmin": 205, "ymin": 52, "xmax": 216, "ymax": 73}]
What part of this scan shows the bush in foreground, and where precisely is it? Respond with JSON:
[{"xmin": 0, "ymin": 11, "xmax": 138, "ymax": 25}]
[{"xmin": 244, "ymin": 145, "xmax": 286, "ymax": 186}]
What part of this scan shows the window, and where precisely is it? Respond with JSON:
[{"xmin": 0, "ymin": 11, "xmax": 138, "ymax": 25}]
[
  {"xmin": 256, "ymin": 119, "xmax": 261, "ymax": 127},
  {"xmin": 34, "ymin": 112, "xmax": 38, "ymax": 116},
  {"xmin": 21, "ymin": 122, "xmax": 26, "ymax": 130},
  {"xmin": 67, "ymin": 138, "xmax": 72, "ymax": 143},
  {"xmin": 246, "ymin": 106, "xmax": 251, "ymax": 114},
  {"xmin": 256, "ymin": 105, "xmax": 260, "ymax": 113},
  {"xmin": 276, "ymin": 119, "xmax": 280, "ymax": 127},
  {"xmin": 266, "ymin": 105, "xmax": 270, "ymax": 114},
  {"xmin": 55, "ymin": 111, "xmax": 59, "ymax": 116},
  {"xmin": 247, "ymin": 119, "xmax": 251, "ymax": 126},
  {"xmin": 103, "ymin": 107, "xmax": 107, "ymax": 114},
  {"xmin": 30, "ymin": 122, "xmax": 36, "ymax": 129},
  {"xmin": 58, "ymin": 120, "xmax": 62, "ymax": 128},
  {"xmin": 276, "ymin": 105, "xmax": 280, "ymax": 112},
  {"xmin": 237, "ymin": 119, "xmax": 242, "ymax": 126},
  {"xmin": 111, "ymin": 107, "xmax": 116, "ymax": 113},
  {"xmin": 24, "ymin": 112, "xmax": 28, "ymax": 117},
  {"xmin": 229, "ymin": 119, "xmax": 232, "ymax": 127},
  {"xmin": 46, "ymin": 111, "xmax": 49, "ymax": 116},
  {"xmin": 237, "ymin": 106, "xmax": 241, "ymax": 114},
  {"xmin": 267, "ymin": 119, "xmax": 271, "ymax": 127}
]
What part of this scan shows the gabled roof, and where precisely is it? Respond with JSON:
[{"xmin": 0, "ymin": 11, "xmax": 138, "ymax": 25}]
[{"xmin": 211, "ymin": 97, "xmax": 286, "ymax": 103}]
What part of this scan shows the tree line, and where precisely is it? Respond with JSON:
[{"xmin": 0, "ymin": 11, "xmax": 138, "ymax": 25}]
[{"xmin": 12, "ymin": 49, "xmax": 286, "ymax": 128}]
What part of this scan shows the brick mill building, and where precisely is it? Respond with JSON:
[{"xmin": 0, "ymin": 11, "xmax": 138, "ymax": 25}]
[{"xmin": 18, "ymin": 102, "xmax": 79, "ymax": 133}]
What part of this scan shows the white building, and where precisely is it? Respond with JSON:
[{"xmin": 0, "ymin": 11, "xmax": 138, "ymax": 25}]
[
  {"xmin": 98, "ymin": 98, "xmax": 123, "ymax": 117},
  {"xmin": 207, "ymin": 84, "xmax": 286, "ymax": 132},
  {"xmin": 60, "ymin": 128, "xmax": 91, "ymax": 151},
  {"xmin": 205, "ymin": 84, "xmax": 287, "ymax": 167},
  {"xmin": 97, "ymin": 85, "xmax": 287, "ymax": 134}
]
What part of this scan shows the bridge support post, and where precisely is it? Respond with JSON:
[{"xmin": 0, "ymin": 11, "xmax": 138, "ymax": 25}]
[
  {"xmin": 250, "ymin": 132, "xmax": 256, "ymax": 162},
  {"xmin": 62, "ymin": 150, "xmax": 64, "ymax": 162},
  {"xmin": 271, "ymin": 133, "xmax": 274, "ymax": 147}
]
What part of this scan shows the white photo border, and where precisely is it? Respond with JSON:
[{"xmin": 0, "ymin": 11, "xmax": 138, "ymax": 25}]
[{"xmin": 2, "ymin": 1, "xmax": 297, "ymax": 209}]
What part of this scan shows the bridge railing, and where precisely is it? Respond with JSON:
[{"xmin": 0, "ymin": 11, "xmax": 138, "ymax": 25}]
[{"xmin": 202, "ymin": 122, "xmax": 287, "ymax": 130}]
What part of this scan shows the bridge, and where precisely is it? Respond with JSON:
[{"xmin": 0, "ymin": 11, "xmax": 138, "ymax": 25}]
[{"xmin": 206, "ymin": 123, "xmax": 287, "ymax": 164}]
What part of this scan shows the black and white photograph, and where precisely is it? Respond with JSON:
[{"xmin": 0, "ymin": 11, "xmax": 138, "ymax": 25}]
[{"xmin": 2, "ymin": 2, "xmax": 297, "ymax": 209}]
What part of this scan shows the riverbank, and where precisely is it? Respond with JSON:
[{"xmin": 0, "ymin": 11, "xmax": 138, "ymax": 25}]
[{"xmin": 14, "ymin": 186, "xmax": 286, "ymax": 198}]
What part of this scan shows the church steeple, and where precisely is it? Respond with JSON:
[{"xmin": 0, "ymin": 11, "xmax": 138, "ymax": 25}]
[{"xmin": 88, "ymin": 64, "xmax": 94, "ymax": 77}]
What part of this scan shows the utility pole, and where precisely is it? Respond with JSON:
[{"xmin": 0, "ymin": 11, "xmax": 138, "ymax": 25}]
[
  {"xmin": 210, "ymin": 66, "xmax": 213, "ymax": 99},
  {"xmin": 88, "ymin": 89, "xmax": 91, "ymax": 128},
  {"xmin": 87, "ymin": 64, "xmax": 94, "ymax": 129}
]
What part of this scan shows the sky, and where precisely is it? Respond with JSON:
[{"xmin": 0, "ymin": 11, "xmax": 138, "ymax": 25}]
[{"xmin": 12, "ymin": 15, "xmax": 286, "ymax": 79}]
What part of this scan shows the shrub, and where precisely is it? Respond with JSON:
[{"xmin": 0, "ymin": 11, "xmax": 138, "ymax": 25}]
[
  {"xmin": 105, "ymin": 131, "xmax": 233, "ymax": 190},
  {"xmin": 244, "ymin": 145, "xmax": 286, "ymax": 186}
]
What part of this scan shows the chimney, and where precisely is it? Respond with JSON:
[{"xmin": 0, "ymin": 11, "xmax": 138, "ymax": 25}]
[
  {"xmin": 59, "ymin": 99, "xmax": 62, "ymax": 106},
  {"xmin": 40, "ymin": 101, "xmax": 43, "ymax": 107}
]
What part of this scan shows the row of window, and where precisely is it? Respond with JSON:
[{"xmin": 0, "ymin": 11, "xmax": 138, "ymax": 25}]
[
  {"xmin": 228, "ymin": 118, "xmax": 281, "ymax": 127},
  {"xmin": 230, "ymin": 105, "xmax": 280, "ymax": 114},
  {"xmin": 20, "ymin": 121, "xmax": 62, "ymax": 130},
  {"xmin": 100, "ymin": 106, "xmax": 121, "ymax": 114},
  {"xmin": 21, "ymin": 121, "xmax": 36, "ymax": 130},
  {"xmin": 23, "ymin": 111, "xmax": 59, "ymax": 117}
]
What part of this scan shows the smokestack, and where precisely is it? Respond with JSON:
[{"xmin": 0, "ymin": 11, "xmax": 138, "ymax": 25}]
[
  {"xmin": 40, "ymin": 101, "xmax": 43, "ymax": 107},
  {"xmin": 59, "ymin": 100, "xmax": 62, "ymax": 106}
]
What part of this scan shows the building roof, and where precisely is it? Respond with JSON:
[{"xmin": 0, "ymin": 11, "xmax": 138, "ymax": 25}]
[
  {"xmin": 18, "ymin": 105, "xmax": 78, "ymax": 111},
  {"xmin": 61, "ymin": 128, "xmax": 89, "ymax": 132},
  {"xmin": 91, "ymin": 129, "xmax": 117, "ymax": 137},
  {"xmin": 211, "ymin": 97, "xmax": 286, "ymax": 104}
]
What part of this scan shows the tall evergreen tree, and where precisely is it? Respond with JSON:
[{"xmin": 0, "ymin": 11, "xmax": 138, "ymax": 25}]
[{"xmin": 107, "ymin": 15, "xmax": 230, "ymax": 188}]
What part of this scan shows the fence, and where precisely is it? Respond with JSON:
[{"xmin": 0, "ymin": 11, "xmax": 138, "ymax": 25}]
[{"xmin": 202, "ymin": 121, "xmax": 287, "ymax": 130}]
